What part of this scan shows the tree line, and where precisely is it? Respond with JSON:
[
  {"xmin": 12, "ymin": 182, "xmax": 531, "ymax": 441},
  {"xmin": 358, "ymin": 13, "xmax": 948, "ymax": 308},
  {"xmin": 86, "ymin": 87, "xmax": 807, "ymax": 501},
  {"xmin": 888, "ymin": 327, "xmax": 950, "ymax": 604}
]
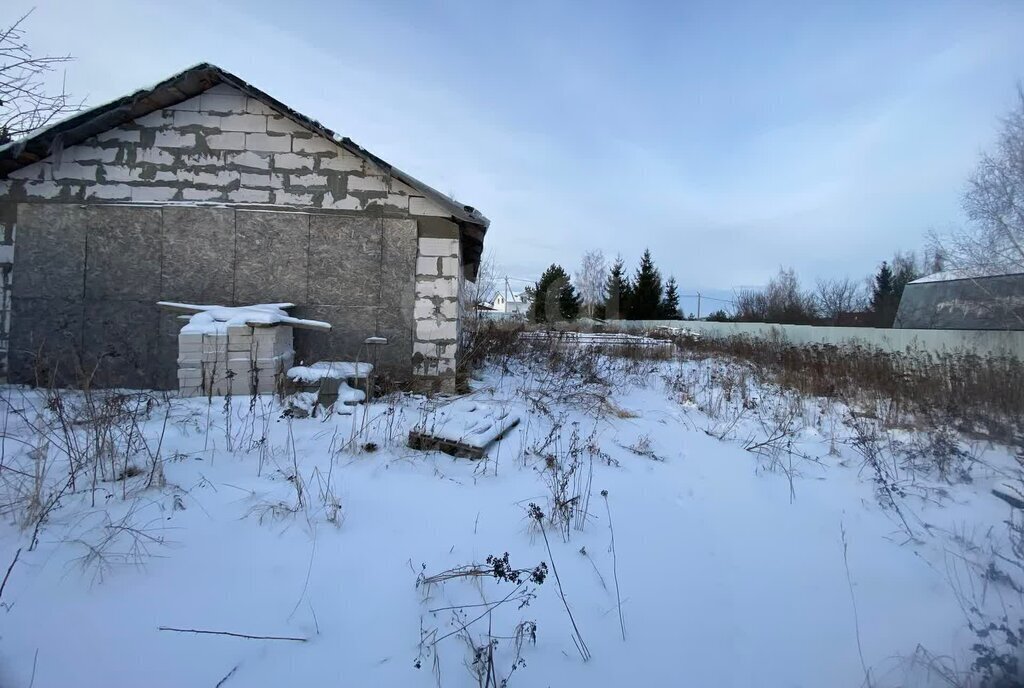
[
  {"xmin": 484, "ymin": 83, "xmax": 1023, "ymax": 330},
  {"xmin": 729, "ymin": 249, "xmax": 940, "ymax": 327},
  {"xmin": 527, "ymin": 249, "xmax": 682, "ymax": 323},
  {"xmin": 523, "ymin": 247, "xmax": 935, "ymax": 328}
]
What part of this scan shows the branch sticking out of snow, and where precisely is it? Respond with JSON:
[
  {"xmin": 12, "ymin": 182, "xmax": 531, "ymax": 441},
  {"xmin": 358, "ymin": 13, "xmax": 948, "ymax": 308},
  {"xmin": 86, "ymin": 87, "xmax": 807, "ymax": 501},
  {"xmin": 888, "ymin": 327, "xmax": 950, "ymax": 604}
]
[{"xmin": 157, "ymin": 626, "xmax": 307, "ymax": 642}]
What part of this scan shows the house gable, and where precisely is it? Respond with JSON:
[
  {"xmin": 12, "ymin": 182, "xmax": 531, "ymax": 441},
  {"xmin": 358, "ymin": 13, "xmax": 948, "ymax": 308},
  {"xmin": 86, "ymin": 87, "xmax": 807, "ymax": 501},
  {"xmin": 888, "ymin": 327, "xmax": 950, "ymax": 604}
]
[{"xmin": 1, "ymin": 83, "xmax": 452, "ymax": 217}]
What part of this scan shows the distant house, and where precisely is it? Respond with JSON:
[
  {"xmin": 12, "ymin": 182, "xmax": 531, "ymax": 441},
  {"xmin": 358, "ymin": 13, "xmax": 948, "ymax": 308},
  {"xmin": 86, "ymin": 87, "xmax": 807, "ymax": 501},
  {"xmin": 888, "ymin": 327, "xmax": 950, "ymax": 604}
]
[
  {"xmin": 491, "ymin": 291, "xmax": 531, "ymax": 316},
  {"xmin": 0, "ymin": 63, "xmax": 490, "ymax": 391},
  {"xmin": 895, "ymin": 271, "xmax": 1024, "ymax": 330}
]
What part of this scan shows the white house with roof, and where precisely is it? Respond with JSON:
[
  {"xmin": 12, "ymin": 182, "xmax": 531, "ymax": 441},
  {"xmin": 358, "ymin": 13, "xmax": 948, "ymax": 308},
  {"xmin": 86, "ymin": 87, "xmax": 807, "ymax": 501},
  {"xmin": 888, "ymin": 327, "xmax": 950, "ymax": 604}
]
[{"xmin": 491, "ymin": 290, "xmax": 531, "ymax": 315}]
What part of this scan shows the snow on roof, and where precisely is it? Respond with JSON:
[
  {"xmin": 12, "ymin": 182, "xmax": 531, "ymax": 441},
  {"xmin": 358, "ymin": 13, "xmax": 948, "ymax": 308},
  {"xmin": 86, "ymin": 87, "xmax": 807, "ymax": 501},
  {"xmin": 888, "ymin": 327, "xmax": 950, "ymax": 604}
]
[{"xmin": 910, "ymin": 270, "xmax": 1024, "ymax": 284}]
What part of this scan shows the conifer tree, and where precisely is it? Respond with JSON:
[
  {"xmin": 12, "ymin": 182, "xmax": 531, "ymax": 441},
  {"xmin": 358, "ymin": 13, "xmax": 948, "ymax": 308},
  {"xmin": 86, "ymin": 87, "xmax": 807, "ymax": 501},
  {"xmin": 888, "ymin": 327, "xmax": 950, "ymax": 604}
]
[
  {"xmin": 629, "ymin": 249, "xmax": 663, "ymax": 320},
  {"xmin": 605, "ymin": 255, "xmax": 632, "ymax": 320},
  {"xmin": 530, "ymin": 264, "xmax": 581, "ymax": 323},
  {"xmin": 659, "ymin": 276, "xmax": 681, "ymax": 318}
]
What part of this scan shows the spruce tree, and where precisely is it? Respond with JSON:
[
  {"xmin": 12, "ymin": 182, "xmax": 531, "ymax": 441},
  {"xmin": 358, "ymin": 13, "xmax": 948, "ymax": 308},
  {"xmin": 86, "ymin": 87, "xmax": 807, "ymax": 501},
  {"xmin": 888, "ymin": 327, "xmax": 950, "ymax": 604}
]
[
  {"xmin": 530, "ymin": 264, "xmax": 581, "ymax": 323},
  {"xmin": 629, "ymin": 249, "xmax": 663, "ymax": 320},
  {"xmin": 605, "ymin": 256, "xmax": 632, "ymax": 320},
  {"xmin": 870, "ymin": 261, "xmax": 897, "ymax": 327},
  {"xmin": 659, "ymin": 276, "xmax": 681, "ymax": 318}
]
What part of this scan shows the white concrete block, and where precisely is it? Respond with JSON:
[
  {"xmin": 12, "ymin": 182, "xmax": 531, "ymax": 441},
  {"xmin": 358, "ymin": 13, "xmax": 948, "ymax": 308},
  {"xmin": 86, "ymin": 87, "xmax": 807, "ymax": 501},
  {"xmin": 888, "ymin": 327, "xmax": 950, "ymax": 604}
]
[
  {"xmin": 413, "ymin": 341, "xmax": 457, "ymax": 359},
  {"xmin": 319, "ymin": 153, "xmax": 363, "ymax": 172},
  {"xmin": 238, "ymin": 172, "xmax": 268, "ymax": 188},
  {"xmin": 103, "ymin": 166, "xmax": 143, "ymax": 183},
  {"xmin": 155, "ymin": 170, "xmax": 177, "ymax": 182},
  {"xmin": 416, "ymin": 319, "xmax": 458, "ymax": 341},
  {"xmin": 367, "ymin": 194, "xmax": 410, "ymax": 211},
  {"xmin": 177, "ymin": 333, "xmax": 203, "ymax": 345},
  {"xmin": 238, "ymin": 172, "xmax": 285, "ymax": 189},
  {"xmin": 414, "ymin": 298, "xmax": 458, "ymax": 320},
  {"xmin": 289, "ymin": 172, "xmax": 327, "ymax": 187},
  {"xmin": 179, "ymin": 169, "xmax": 239, "ymax": 186},
  {"xmin": 245, "ymin": 133, "xmax": 291, "ymax": 152},
  {"xmin": 392, "ymin": 179, "xmax": 418, "ymax": 195},
  {"xmin": 23, "ymin": 181, "xmax": 62, "ymax": 199},
  {"xmin": 136, "ymin": 148, "xmax": 176, "ymax": 165},
  {"xmin": 347, "ymin": 174, "xmax": 389, "ymax": 192},
  {"xmin": 134, "ymin": 110, "xmax": 172, "ymax": 127},
  {"xmin": 131, "ymin": 186, "xmax": 177, "ymax": 202},
  {"xmin": 245, "ymin": 98, "xmax": 279, "ymax": 116},
  {"xmin": 7, "ymin": 164, "xmax": 45, "ymax": 180},
  {"xmin": 229, "ymin": 188, "xmax": 271, "ymax": 202},
  {"xmin": 228, "ymin": 151, "xmax": 271, "ymax": 169},
  {"xmin": 416, "ymin": 256, "xmax": 459, "ymax": 277},
  {"xmin": 69, "ymin": 146, "xmax": 118, "ymax": 163},
  {"xmin": 174, "ymin": 110, "xmax": 220, "ymax": 127},
  {"xmin": 155, "ymin": 131, "xmax": 196, "ymax": 148},
  {"xmin": 86, "ymin": 184, "xmax": 132, "ymax": 200},
  {"xmin": 181, "ymin": 153, "xmax": 222, "ymax": 167},
  {"xmin": 221, "ymin": 114, "xmax": 268, "ymax": 133},
  {"xmin": 182, "ymin": 188, "xmax": 224, "ymax": 201},
  {"xmin": 272, "ymin": 153, "xmax": 313, "ymax": 170},
  {"xmin": 52, "ymin": 163, "xmax": 97, "ymax": 181},
  {"xmin": 206, "ymin": 132, "xmax": 246, "ymax": 150},
  {"xmin": 96, "ymin": 128, "xmax": 142, "ymax": 143},
  {"xmin": 267, "ymin": 116, "xmax": 307, "ymax": 134},
  {"xmin": 322, "ymin": 192, "xmax": 360, "ymax": 210},
  {"xmin": 416, "ymin": 277, "xmax": 459, "ymax": 299},
  {"xmin": 418, "ymin": 237, "xmax": 459, "ymax": 257},
  {"xmin": 272, "ymin": 190, "xmax": 313, "ymax": 205},
  {"xmin": 201, "ymin": 93, "xmax": 247, "ymax": 114},
  {"xmin": 292, "ymin": 136, "xmax": 338, "ymax": 154}
]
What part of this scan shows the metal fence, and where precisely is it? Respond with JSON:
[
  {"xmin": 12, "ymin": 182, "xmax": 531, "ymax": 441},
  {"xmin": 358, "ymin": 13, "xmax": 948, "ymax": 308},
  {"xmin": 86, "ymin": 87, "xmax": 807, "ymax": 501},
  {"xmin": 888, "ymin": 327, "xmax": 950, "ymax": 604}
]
[{"xmin": 597, "ymin": 320, "xmax": 1024, "ymax": 359}]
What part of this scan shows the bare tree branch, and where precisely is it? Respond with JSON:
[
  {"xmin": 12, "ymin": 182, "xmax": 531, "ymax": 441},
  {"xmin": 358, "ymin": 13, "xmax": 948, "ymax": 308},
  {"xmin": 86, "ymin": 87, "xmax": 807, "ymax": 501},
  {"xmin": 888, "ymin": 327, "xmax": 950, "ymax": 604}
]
[
  {"xmin": 0, "ymin": 9, "xmax": 81, "ymax": 143},
  {"xmin": 815, "ymin": 277, "xmax": 864, "ymax": 324},
  {"xmin": 931, "ymin": 85, "xmax": 1024, "ymax": 277}
]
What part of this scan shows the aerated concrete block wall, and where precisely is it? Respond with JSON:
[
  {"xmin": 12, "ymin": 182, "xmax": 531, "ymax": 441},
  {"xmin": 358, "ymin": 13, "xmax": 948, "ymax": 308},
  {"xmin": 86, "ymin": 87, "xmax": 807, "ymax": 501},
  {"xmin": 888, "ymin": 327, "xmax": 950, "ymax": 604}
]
[
  {"xmin": 413, "ymin": 222, "xmax": 462, "ymax": 391},
  {"xmin": 0, "ymin": 83, "xmax": 445, "ymax": 213},
  {"xmin": 0, "ymin": 83, "xmax": 469, "ymax": 390}
]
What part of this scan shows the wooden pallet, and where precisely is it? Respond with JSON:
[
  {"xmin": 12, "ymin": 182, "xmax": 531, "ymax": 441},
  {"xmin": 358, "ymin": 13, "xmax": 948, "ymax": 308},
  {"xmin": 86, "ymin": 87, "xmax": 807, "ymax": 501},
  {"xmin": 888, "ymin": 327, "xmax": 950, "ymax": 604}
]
[{"xmin": 408, "ymin": 402, "xmax": 521, "ymax": 459}]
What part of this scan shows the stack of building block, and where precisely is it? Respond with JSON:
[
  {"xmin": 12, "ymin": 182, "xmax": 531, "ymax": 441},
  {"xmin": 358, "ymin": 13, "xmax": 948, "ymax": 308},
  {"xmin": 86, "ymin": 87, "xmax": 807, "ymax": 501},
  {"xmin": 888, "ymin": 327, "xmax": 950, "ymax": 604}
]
[
  {"xmin": 177, "ymin": 324, "xmax": 294, "ymax": 397},
  {"xmin": 160, "ymin": 302, "xmax": 329, "ymax": 398}
]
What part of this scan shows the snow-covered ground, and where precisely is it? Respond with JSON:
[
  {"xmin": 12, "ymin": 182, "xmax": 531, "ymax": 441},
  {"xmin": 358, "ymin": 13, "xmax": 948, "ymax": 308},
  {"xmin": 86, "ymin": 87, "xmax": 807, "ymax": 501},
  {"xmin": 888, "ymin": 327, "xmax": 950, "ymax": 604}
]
[{"xmin": 0, "ymin": 351, "xmax": 1020, "ymax": 688}]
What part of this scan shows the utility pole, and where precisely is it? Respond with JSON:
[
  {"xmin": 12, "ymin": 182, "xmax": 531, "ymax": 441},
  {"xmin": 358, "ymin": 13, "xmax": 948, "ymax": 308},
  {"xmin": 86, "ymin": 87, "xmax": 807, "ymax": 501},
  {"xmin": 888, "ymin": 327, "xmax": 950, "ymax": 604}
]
[{"xmin": 697, "ymin": 292, "xmax": 702, "ymax": 320}]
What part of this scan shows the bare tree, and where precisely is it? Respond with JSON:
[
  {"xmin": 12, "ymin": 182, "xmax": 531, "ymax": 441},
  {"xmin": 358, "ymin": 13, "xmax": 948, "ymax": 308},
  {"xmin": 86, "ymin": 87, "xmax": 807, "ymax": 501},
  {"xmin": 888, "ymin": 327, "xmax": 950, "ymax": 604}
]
[
  {"xmin": 574, "ymin": 249, "xmax": 606, "ymax": 318},
  {"xmin": 929, "ymin": 86, "xmax": 1024, "ymax": 277},
  {"xmin": 734, "ymin": 266, "xmax": 818, "ymax": 324},
  {"xmin": 460, "ymin": 250, "xmax": 498, "ymax": 325},
  {"xmin": 0, "ymin": 10, "xmax": 80, "ymax": 144},
  {"xmin": 815, "ymin": 277, "xmax": 863, "ymax": 324}
]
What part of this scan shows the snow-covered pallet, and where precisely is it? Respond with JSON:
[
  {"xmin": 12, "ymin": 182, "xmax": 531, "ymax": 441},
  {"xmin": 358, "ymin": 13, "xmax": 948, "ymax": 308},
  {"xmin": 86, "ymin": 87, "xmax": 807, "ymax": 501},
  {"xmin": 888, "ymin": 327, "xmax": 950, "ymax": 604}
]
[{"xmin": 408, "ymin": 400, "xmax": 521, "ymax": 459}]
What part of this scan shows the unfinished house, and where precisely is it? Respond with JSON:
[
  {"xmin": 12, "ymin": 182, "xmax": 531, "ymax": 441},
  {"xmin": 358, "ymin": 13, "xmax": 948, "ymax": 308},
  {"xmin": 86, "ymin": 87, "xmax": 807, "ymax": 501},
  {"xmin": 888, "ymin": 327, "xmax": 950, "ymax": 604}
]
[{"xmin": 0, "ymin": 63, "xmax": 488, "ymax": 392}]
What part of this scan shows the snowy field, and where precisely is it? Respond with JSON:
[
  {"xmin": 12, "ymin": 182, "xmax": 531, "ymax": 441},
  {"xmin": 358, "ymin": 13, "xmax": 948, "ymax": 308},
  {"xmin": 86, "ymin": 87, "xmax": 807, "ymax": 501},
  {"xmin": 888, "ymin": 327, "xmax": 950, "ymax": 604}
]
[{"xmin": 1, "ymin": 345, "xmax": 1022, "ymax": 688}]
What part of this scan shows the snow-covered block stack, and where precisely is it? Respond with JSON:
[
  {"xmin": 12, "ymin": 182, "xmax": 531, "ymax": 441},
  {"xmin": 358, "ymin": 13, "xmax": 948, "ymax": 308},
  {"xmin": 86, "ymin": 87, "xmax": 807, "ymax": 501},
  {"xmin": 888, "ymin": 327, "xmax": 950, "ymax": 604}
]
[
  {"xmin": 285, "ymin": 361, "xmax": 373, "ymax": 415},
  {"xmin": 159, "ymin": 302, "xmax": 331, "ymax": 397}
]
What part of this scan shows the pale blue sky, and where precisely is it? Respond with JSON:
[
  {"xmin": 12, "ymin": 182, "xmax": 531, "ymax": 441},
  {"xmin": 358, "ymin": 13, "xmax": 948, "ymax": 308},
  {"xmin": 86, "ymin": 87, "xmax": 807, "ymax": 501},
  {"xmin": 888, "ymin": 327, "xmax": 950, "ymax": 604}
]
[{"xmin": 13, "ymin": 0, "xmax": 1024, "ymax": 300}]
